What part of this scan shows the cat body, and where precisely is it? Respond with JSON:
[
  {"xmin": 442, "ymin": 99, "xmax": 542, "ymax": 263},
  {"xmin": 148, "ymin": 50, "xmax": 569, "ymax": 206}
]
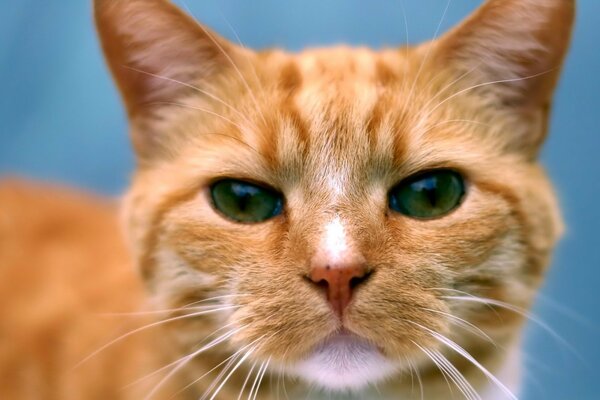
[{"xmin": 0, "ymin": 0, "xmax": 574, "ymax": 399}]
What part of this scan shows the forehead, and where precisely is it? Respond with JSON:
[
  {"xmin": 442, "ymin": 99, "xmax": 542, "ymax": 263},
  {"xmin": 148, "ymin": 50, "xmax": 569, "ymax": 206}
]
[
  {"xmin": 173, "ymin": 45, "xmax": 495, "ymax": 195},
  {"xmin": 247, "ymin": 47, "xmax": 468, "ymax": 189}
]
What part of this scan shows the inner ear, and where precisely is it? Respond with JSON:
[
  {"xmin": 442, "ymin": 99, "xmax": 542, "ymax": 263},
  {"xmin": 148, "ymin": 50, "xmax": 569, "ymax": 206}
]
[
  {"xmin": 429, "ymin": 0, "xmax": 575, "ymax": 157},
  {"xmin": 435, "ymin": 0, "xmax": 574, "ymax": 106},
  {"xmin": 95, "ymin": 0, "xmax": 243, "ymax": 159}
]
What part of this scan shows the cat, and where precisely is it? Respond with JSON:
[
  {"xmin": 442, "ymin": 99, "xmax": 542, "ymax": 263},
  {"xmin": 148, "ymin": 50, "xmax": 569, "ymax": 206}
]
[{"xmin": 0, "ymin": 0, "xmax": 574, "ymax": 398}]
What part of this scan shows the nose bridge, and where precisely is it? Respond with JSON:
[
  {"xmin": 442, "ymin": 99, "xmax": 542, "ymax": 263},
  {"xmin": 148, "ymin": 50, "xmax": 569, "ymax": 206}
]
[
  {"xmin": 307, "ymin": 214, "xmax": 369, "ymax": 316},
  {"xmin": 319, "ymin": 215, "xmax": 355, "ymax": 263}
]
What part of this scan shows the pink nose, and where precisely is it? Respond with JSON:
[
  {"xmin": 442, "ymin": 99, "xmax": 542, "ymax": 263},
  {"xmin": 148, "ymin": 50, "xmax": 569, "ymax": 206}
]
[{"xmin": 308, "ymin": 263, "xmax": 370, "ymax": 316}]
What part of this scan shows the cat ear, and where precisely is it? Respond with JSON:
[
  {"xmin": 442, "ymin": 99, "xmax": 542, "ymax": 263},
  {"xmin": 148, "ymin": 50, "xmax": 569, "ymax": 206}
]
[
  {"xmin": 432, "ymin": 0, "xmax": 575, "ymax": 156},
  {"xmin": 94, "ymin": 0, "xmax": 238, "ymax": 159}
]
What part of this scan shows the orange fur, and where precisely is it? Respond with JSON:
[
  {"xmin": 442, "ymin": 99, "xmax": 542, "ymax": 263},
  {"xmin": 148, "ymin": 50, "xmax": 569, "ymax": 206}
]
[{"xmin": 1, "ymin": 0, "xmax": 574, "ymax": 398}]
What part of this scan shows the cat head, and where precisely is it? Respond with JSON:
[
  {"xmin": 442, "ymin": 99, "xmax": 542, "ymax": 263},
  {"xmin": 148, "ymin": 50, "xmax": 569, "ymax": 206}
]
[{"xmin": 95, "ymin": 0, "xmax": 573, "ymax": 391}]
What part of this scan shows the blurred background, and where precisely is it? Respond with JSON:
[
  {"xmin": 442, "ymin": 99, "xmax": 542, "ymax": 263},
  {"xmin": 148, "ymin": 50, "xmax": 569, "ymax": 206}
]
[{"xmin": 1, "ymin": 1, "xmax": 598, "ymax": 398}]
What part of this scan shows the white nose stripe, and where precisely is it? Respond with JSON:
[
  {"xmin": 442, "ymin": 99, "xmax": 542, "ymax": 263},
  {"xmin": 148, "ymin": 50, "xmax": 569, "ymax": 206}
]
[
  {"xmin": 322, "ymin": 216, "xmax": 349, "ymax": 262},
  {"xmin": 328, "ymin": 175, "xmax": 344, "ymax": 197}
]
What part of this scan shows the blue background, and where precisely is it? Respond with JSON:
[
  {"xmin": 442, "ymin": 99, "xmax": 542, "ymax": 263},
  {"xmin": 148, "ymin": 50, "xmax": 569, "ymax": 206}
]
[{"xmin": 1, "ymin": 1, "xmax": 598, "ymax": 398}]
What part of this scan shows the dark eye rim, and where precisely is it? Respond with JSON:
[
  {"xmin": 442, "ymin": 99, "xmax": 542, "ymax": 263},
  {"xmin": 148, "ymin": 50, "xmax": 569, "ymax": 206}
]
[
  {"xmin": 208, "ymin": 177, "xmax": 285, "ymax": 224},
  {"xmin": 387, "ymin": 168, "xmax": 468, "ymax": 220}
]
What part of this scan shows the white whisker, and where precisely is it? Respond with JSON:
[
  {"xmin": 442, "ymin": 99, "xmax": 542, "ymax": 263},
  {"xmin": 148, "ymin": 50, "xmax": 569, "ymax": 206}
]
[
  {"xmin": 166, "ymin": 317, "xmax": 265, "ymax": 397},
  {"xmin": 200, "ymin": 335, "xmax": 267, "ymax": 400},
  {"xmin": 409, "ymin": 320, "xmax": 517, "ymax": 400},
  {"xmin": 200, "ymin": 352, "xmax": 242, "ymax": 400},
  {"xmin": 124, "ymin": 322, "xmax": 244, "ymax": 389},
  {"xmin": 247, "ymin": 361, "xmax": 265, "ymax": 400},
  {"xmin": 275, "ymin": 346, "xmax": 291, "ymax": 400},
  {"xmin": 218, "ymin": 15, "xmax": 268, "ymax": 103},
  {"xmin": 419, "ymin": 306, "xmax": 495, "ymax": 345},
  {"xmin": 399, "ymin": 0, "xmax": 409, "ymax": 48},
  {"xmin": 123, "ymin": 65, "xmax": 254, "ymax": 125},
  {"xmin": 428, "ymin": 347, "xmax": 481, "ymax": 400},
  {"xmin": 420, "ymin": 63, "xmax": 481, "ymax": 111},
  {"xmin": 237, "ymin": 359, "xmax": 258, "ymax": 400},
  {"xmin": 202, "ymin": 353, "xmax": 243, "ymax": 400},
  {"xmin": 533, "ymin": 291, "xmax": 597, "ymax": 329},
  {"xmin": 406, "ymin": 358, "xmax": 424, "ymax": 400},
  {"xmin": 148, "ymin": 101, "xmax": 245, "ymax": 131},
  {"xmin": 431, "ymin": 287, "xmax": 499, "ymax": 316},
  {"xmin": 413, "ymin": 341, "xmax": 455, "ymax": 396},
  {"xmin": 248, "ymin": 359, "xmax": 269, "ymax": 400},
  {"xmin": 100, "ymin": 304, "xmax": 238, "ymax": 317},
  {"xmin": 182, "ymin": 5, "xmax": 268, "ymax": 126},
  {"xmin": 254, "ymin": 357, "xmax": 271, "ymax": 400},
  {"xmin": 72, "ymin": 305, "xmax": 239, "ymax": 370},
  {"xmin": 98, "ymin": 294, "xmax": 250, "ymax": 317},
  {"xmin": 405, "ymin": 0, "xmax": 452, "ymax": 104},
  {"xmin": 173, "ymin": 347, "xmax": 241, "ymax": 397},
  {"xmin": 207, "ymin": 343, "xmax": 260, "ymax": 400},
  {"xmin": 424, "ymin": 69, "xmax": 554, "ymax": 118},
  {"xmin": 143, "ymin": 326, "xmax": 244, "ymax": 400},
  {"xmin": 123, "ymin": 321, "xmax": 239, "ymax": 390},
  {"xmin": 174, "ymin": 293, "xmax": 251, "ymax": 309},
  {"xmin": 441, "ymin": 295, "xmax": 583, "ymax": 362}
]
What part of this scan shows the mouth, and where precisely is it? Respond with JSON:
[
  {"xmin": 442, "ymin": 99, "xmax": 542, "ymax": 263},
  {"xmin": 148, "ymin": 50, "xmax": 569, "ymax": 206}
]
[{"xmin": 290, "ymin": 329, "xmax": 401, "ymax": 391}]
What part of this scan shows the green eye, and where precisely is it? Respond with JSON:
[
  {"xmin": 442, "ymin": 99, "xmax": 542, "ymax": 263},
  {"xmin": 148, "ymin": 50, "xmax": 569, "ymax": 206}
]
[
  {"xmin": 389, "ymin": 170, "xmax": 466, "ymax": 219},
  {"xmin": 210, "ymin": 179, "xmax": 283, "ymax": 223}
]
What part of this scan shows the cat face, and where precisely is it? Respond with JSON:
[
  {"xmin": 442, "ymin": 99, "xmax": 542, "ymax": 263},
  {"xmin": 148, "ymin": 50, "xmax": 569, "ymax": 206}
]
[{"xmin": 96, "ymin": 0, "xmax": 573, "ymax": 392}]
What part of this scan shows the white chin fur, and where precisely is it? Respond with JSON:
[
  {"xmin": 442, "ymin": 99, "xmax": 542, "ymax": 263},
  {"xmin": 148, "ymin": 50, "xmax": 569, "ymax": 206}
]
[{"xmin": 290, "ymin": 333, "xmax": 399, "ymax": 391}]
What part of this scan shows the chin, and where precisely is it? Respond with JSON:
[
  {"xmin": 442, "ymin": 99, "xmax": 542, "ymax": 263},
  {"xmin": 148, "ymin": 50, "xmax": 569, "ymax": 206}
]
[{"xmin": 289, "ymin": 331, "xmax": 401, "ymax": 392}]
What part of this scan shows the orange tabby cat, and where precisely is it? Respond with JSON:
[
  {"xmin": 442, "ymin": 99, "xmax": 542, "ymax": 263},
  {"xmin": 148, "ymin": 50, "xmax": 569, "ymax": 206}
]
[{"xmin": 0, "ymin": 0, "xmax": 574, "ymax": 399}]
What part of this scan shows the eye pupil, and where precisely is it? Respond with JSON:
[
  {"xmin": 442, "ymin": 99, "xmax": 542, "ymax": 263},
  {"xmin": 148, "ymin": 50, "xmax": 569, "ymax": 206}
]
[
  {"xmin": 211, "ymin": 179, "xmax": 283, "ymax": 223},
  {"xmin": 236, "ymin": 194, "xmax": 249, "ymax": 211},
  {"xmin": 388, "ymin": 170, "xmax": 465, "ymax": 219},
  {"xmin": 232, "ymin": 186, "xmax": 251, "ymax": 211},
  {"xmin": 423, "ymin": 186, "xmax": 437, "ymax": 206}
]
